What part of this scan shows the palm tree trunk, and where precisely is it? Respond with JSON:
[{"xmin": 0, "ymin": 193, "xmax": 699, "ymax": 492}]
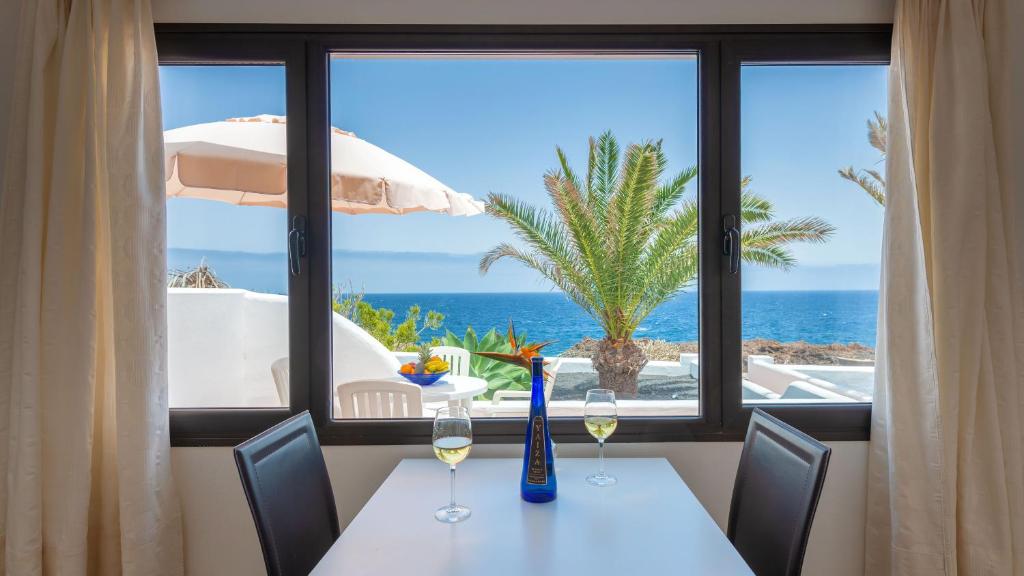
[{"xmin": 591, "ymin": 338, "xmax": 648, "ymax": 397}]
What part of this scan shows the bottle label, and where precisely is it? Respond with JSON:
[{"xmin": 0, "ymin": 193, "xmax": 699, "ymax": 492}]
[{"xmin": 526, "ymin": 415, "xmax": 548, "ymax": 485}]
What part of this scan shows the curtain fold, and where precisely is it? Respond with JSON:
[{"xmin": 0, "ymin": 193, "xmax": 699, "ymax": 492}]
[
  {"xmin": 0, "ymin": 0, "xmax": 184, "ymax": 574},
  {"xmin": 866, "ymin": 0, "xmax": 1024, "ymax": 574}
]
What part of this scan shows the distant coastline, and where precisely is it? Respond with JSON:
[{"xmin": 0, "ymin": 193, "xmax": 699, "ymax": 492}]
[
  {"xmin": 169, "ymin": 248, "xmax": 879, "ymax": 353},
  {"xmin": 169, "ymin": 247, "xmax": 882, "ymax": 294}
]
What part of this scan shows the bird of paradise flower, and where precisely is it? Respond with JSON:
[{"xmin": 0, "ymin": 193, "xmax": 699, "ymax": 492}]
[{"xmin": 472, "ymin": 319, "xmax": 557, "ymax": 379}]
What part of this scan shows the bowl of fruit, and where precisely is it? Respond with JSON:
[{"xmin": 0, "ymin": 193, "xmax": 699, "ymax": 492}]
[{"xmin": 398, "ymin": 344, "xmax": 451, "ymax": 386}]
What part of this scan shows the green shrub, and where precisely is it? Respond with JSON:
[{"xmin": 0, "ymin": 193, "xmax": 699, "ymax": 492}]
[
  {"xmin": 333, "ymin": 287, "xmax": 444, "ymax": 351},
  {"xmin": 443, "ymin": 326, "xmax": 531, "ymax": 400}
]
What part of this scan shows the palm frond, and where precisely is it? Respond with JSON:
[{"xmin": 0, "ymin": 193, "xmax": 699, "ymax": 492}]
[
  {"xmin": 606, "ymin": 141, "xmax": 663, "ymax": 320},
  {"xmin": 740, "ymin": 189, "xmax": 774, "ymax": 224},
  {"xmin": 168, "ymin": 259, "xmax": 229, "ymax": 288},
  {"xmin": 589, "ymin": 131, "xmax": 620, "ymax": 218},
  {"xmin": 479, "ymin": 243, "xmax": 600, "ymax": 319},
  {"xmin": 633, "ymin": 251, "xmax": 699, "ymax": 328},
  {"xmin": 639, "ymin": 200, "xmax": 698, "ymax": 284},
  {"xmin": 544, "ymin": 168, "xmax": 611, "ymax": 304},
  {"xmin": 838, "ymin": 167, "xmax": 886, "ymax": 206},
  {"xmin": 741, "ymin": 245, "xmax": 797, "ymax": 269},
  {"xmin": 864, "ymin": 168, "xmax": 885, "ymax": 187},
  {"xmin": 744, "ymin": 217, "xmax": 835, "ymax": 245},
  {"xmin": 555, "ymin": 146, "xmax": 584, "ymax": 196},
  {"xmin": 607, "ymin": 141, "xmax": 660, "ymax": 259},
  {"xmin": 868, "ymin": 112, "xmax": 887, "ymax": 154},
  {"xmin": 740, "ymin": 217, "xmax": 834, "ymax": 271},
  {"xmin": 650, "ymin": 164, "xmax": 698, "ymax": 218},
  {"xmin": 483, "ymin": 193, "xmax": 578, "ymax": 273}
]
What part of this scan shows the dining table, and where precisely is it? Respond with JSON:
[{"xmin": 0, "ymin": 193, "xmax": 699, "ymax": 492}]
[
  {"xmin": 310, "ymin": 457, "xmax": 754, "ymax": 575},
  {"xmin": 386, "ymin": 374, "xmax": 487, "ymax": 410}
]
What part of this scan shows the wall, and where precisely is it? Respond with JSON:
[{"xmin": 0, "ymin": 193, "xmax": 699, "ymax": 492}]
[
  {"xmin": 151, "ymin": 0, "xmax": 894, "ymax": 25},
  {"xmin": 174, "ymin": 441, "xmax": 869, "ymax": 575}
]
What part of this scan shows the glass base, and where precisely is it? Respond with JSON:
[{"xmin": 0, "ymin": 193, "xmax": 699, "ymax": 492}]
[
  {"xmin": 435, "ymin": 504, "xmax": 472, "ymax": 523},
  {"xmin": 586, "ymin": 472, "xmax": 617, "ymax": 487}
]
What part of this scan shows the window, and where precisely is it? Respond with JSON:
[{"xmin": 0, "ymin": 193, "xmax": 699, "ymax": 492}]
[
  {"xmin": 157, "ymin": 26, "xmax": 890, "ymax": 445},
  {"xmin": 162, "ymin": 64, "xmax": 290, "ymax": 409},
  {"xmin": 738, "ymin": 64, "xmax": 886, "ymax": 406},
  {"xmin": 328, "ymin": 54, "xmax": 700, "ymax": 421}
]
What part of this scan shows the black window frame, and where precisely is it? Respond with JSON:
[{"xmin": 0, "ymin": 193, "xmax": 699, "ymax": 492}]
[{"xmin": 157, "ymin": 25, "xmax": 890, "ymax": 447}]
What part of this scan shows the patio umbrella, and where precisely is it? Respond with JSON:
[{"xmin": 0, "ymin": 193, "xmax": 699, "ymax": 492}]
[{"xmin": 163, "ymin": 114, "xmax": 485, "ymax": 216}]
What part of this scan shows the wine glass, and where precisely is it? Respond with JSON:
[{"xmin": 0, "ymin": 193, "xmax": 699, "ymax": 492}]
[
  {"xmin": 432, "ymin": 406, "xmax": 473, "ymax": 523},
  {"xmin": 584, "ymin": 389, "xmax": 618, "ymax": 486}
]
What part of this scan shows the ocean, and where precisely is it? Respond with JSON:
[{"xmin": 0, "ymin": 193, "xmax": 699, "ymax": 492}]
[
  {"xmin": 359, "ymin": 291, "xmax": 878, "ymax": 354},
  {"xmin": 169, "ymin": 248, "xmax": 878, "ymax": 355}
]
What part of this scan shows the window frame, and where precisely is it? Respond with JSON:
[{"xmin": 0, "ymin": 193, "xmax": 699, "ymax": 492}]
[
  {"xmin": 157, "ymin": 25, "xmax": 891, "ymax": 447},
  {"xmin": 158, "ymin": 34, "xmax": 313, "ymax": 442},
  {"xmin": 720, "ymin": 32, "xmax": 890, "ymax": 441}
]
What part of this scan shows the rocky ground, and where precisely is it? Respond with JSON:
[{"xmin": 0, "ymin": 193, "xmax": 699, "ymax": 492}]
[{"xmin": 562, "ymin": 337, "xmax": 875, "ymax": 366}]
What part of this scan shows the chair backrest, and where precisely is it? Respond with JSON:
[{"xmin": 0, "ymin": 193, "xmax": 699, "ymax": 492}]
[
  {"xmin": 336, "ymin": 379, "xmax": 424, "ymax": 418},
  {"xmin": 430, "ymin": 346, "xmax": 471, "ymax": 376},
  {"xmin": 728, "ymin": 409, "xmax": 831, "ymax": 576},
  {"xmin": 270, "ymin": 357, "xmax": 289, "ymax": 406},
  {"xmin": 234, "ymin": 412, "xmax": 339, "ymax": 576}
]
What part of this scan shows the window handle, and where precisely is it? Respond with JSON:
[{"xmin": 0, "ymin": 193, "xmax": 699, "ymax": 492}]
[
  {"xmin": 723, "ymin": 214, "xmax": 740, "ymax": 275},
  {"xmin": 288, "ymin": 216, "xmax": 306, "ymax": 277}
]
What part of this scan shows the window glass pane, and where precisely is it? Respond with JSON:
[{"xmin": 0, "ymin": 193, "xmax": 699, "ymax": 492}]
[
  {"xmin": 161, "ymin": 64, "xmax": 290, "ymax": 408},
  {"xmin": 329, "ymin": 55, "xmax": 700, "ymax": 419},
  {"xmin": 739, "ymin": 64, "xmax": 886, "ymax": 404}
]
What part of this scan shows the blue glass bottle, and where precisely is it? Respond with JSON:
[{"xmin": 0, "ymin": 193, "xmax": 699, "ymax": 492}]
[{"xmin": 521, "ymin": 356, "xmax": 556, "ymax": 502}]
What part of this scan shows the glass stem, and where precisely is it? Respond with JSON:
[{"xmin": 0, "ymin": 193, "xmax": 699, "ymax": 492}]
[
  {"xmin": 598, "ymin": 439, "xmax": 606, "ymax": 477},
  {"xmin": 449, "ymin": 465, "xmax": 456, "ymax": 509}
]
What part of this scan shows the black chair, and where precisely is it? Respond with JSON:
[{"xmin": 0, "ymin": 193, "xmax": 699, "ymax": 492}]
[
  {"xmin": 728, "ymin": 409, "xmax": 831, "ymax": 576},
  {"xmin": 234, "ymin": 412, "xmax": 339, "ymax": 576}
]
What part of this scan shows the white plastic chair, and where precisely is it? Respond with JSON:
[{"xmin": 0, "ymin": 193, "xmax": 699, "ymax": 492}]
[
  {"xmin": 491, "ymin": 358, "xmax": 562, "ymax": 406},
  {"xmin": 336, "ymin": 379, "xmax": 424, "ymax": 419},
  {"xmin": 430, "ymin": 346, "xmax": 472, "ymax": 377},
  {"xmin": 270, "ymin": 357, "xmax": 289, "ymax": 406}
]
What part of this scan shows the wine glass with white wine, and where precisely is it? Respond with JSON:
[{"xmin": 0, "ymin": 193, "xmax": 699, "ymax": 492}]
[
  {"xmin": 432, "ymin": 406, "xmax": 473, "ymax": 523},
  {"xmin": 584, "ymin": 388, "xmax": 618, "ymax": 487}
]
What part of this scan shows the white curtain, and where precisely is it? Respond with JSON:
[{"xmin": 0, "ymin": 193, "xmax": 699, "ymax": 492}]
[
  {"xmin": 866, "ymin": 0, "xmax": 1024, "ymax": 574},
  {"xmin": 0, "ymin": 0, "xmax": 183, "ymax": 574}
]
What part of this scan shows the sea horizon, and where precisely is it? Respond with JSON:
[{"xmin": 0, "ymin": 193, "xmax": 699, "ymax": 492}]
[{"xmin": 169, "ymin": 247, "xmax": 879, "ymax": 353}]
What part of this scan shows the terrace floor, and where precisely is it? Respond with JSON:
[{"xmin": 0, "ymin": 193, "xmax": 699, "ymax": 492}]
[{"xmin": 553, "ymin": 373, "xmax": 699, "ymax": 401}]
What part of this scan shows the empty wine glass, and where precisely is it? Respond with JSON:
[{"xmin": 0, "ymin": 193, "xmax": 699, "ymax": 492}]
[
  {"xmin": 432, "ymin": 406, "xmax": 473, "ymax": 522},
  {"xmin": 584, "ymin": 389, "xmax": 618, "ymax": 486}
]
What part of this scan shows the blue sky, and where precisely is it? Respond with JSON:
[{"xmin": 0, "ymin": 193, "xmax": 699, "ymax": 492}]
[{"xmin": 160, "ymin": 58, "xmax": 886, "ymax": 291}]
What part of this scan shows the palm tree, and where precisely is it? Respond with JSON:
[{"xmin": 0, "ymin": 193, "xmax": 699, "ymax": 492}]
[
  {"xmin": 838, "ymin": 112, "xmax": 887, "ymax": 206},
  {"xmin": 480, "ymin": 131, "xmax": 834, "ymax": 395}
]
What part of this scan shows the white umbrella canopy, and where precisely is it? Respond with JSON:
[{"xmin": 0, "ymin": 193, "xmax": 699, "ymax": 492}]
[{"xmin": 163, "ymin": 114, "xmax": 485, "ymax": 216}]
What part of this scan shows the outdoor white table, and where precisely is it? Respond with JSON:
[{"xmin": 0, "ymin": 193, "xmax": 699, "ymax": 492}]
[
  {"xmin": 388, "ymin": 374, "xmax": 487, "ymax": 410},
  {"xmin": 310, "ymin": 458, "xmax": 754, "ymax": 576}
]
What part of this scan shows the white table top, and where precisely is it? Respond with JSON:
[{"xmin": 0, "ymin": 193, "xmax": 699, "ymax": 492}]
[
  {"xmin": 311, "ymin": 458, "xmax": 753, "ymax": 576},
  {"xmin": 388, "ymin": 374, "xmax": 487, "ymax": 402}
]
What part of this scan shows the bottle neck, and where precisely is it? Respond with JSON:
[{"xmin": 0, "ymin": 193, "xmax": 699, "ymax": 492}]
[
  {"xmin": 531, "ymin": 358, "xmax": 545, "ymax": 386},
  {"xmin": 530, "ymin": 358, "xmax": 546, "ymax": 403}
]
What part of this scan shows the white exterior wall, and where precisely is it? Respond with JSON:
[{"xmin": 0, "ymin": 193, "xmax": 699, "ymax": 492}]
[
  {"xmin": 168, "ymin": 289, "xmax": 289, "ymax": 407},
  {"xmin": 168, "ymin": 289, "xmax": 402, "ymax": 408}
]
